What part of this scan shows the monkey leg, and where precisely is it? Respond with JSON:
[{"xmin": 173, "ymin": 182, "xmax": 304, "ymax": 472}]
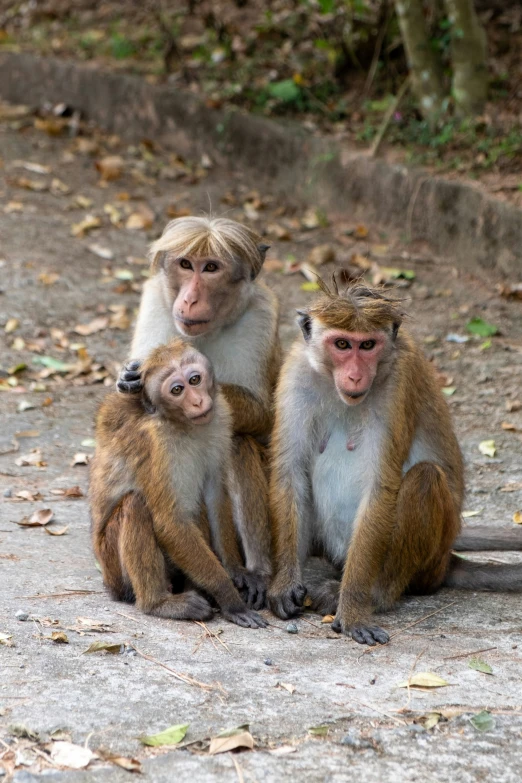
[
  {"xmin": 303, "ymin": 558, "xmax": 342, "ymax": 616},
  {"xmin": 94, "ymin": 499, "xmax": 134, "ymax": 603},
  {"xmin": 118, "ymin": 493, "xmax": 213, "ymax": 621},
  {"xmin": 372, "ymin": 462, "xmax": 460, "ymax": 612},
  {"xmin": 228, "ymin": 435, "xmax": 272, "ymax": 604}
]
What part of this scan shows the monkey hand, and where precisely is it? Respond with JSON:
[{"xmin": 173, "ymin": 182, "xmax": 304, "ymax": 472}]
[
  {"xmin": 267, "ymin": 580, "xmax": 307, "ymax": 620},
  {"xmin": 331, "ymin": 617, "xmax": 389, "ymax": 646},
  {"xmin": 231, "ymin": 568, "xmax": 268, "ymax": 611},
  {"xmin": 221, "ymin": 602, "xmax": 268, "ymax": 629},
  {"xmin": 117, "ymin": 359, "xmax": 143, "ymax": 394}
]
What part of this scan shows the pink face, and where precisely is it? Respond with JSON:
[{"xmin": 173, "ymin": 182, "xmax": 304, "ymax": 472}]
[
  {"xmin": 146, "ymin": 356, "xmax": 215, "ymax": 425},
  {"xmin": 170, "ymin": 256, "xmax": 232, "ymax": 337},
  {"xmin": 323, "ymin": 330, "xmax": 387, "ymax": 406}
]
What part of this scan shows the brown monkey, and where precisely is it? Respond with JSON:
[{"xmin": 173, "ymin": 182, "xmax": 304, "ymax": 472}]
[
  {"xmin": 117, "ymin": 217, "xmax": 280, "ymax": 604},
  {"xmin": 91, "ymin": 338, "xmax": 267, "ymax": 628},
  {"xmin": 268, "ymin": 280, "xmax": 522, "ymax": 646}
]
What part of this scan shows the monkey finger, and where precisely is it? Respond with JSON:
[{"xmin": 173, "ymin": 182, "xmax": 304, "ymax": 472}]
[
  {"xmin": 292, "ymin": 584, "xmax": 307, "ymax": 606},
  {"xmin": 223, "ymin": 608, "xmax": 268, "ymax": 628},
  {"xmin": 332, "ymin": 619, "xmax": 389, "ymax": 646},
  {"xmin": 124, "ymin": 360, "xmax": 142, "ymax": 372},
  {"xmin": 117, "ymin": 379, "xmax": 144, "ymax": 394}
]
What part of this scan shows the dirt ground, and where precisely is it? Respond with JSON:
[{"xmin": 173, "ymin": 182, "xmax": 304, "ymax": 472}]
[{"xmin": 1, "ymin": 112, "xmax": 522, "ymax": 782}]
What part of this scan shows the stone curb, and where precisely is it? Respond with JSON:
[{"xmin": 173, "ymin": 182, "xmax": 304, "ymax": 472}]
[{"xmin": 0, "ymin": 52, "xmax": 520, "ymax": 278}]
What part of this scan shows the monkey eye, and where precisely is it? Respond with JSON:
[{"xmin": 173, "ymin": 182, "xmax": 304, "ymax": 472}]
[
  {"xmin": 335, "ymin": 339, "xmax": 350, "ymax": 350},
  {"xmin": 170, "ymin": 383, "xmax": 184, "ymax": 396},
  {"xmin": 188, "ymin": 374, "xmax": 201, "ymax": 386},
  {"xmin": 360, "ymin": 340, "xmax": 376, "ymax": 350},
  {"xmin": 179, "ymin": 258, "xmax": 192, "ymax": 270},
  {"xmin": 203, "ymin": 262, "xmax": 218, "ymax": 273}
]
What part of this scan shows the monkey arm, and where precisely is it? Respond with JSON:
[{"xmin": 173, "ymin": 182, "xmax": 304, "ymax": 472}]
[{"xmin": 220, "ymin": 384, "xmax": 273, "ymax": 438}]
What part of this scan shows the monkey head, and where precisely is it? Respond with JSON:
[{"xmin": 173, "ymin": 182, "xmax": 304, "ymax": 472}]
[
  {"xmin": 149, "ymin": 216, "xmax": 270, "ymax": 337},
  {"xmin": 297, "ymin": 281, "xmax": 404, "ymax": 406},
  {"xmin": 141, "ymin": 339, "xmax": 216, "ymax": 425}
]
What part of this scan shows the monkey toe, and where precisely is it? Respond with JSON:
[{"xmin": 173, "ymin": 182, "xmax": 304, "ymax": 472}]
[
  {"xmin": 223, "ymin": 608, "xmax": 268, "ymax": 628},
  {"xmin": 268, "ymin": 586, "xmax": 305, "ymax": 620},
  {"xmin": 332, "ymin": 618, "xmax": 389, "ymax": 646}
]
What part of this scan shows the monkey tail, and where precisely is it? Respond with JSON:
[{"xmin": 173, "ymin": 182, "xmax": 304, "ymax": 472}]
[
  {"xmin": 444, "ymin": 554, "xmax": 522, "ymax": 592},
  {"xmin": 453, "ymin": 526, "xmax": 522, "ymax": 551}
]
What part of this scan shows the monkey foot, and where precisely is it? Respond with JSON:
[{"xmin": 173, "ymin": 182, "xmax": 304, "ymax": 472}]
[
  {"xmin": 232, "ymin": 569, "xmax": 268, "ymax": 610},
  {"xmin": 117, "ymin": 359, "xmax": 143, "ymax": 393},
  {"xmin": 145, "ymin": 591, "xmax": 213, "ymax": 621},
  {"xmin": 331, "ymin": 618, "xmax": 389, "ymax": 646},
  {"xmin": 308, "ymin": 579, "xmax": 339, "ymax": 616},
  {"xmin": 222, "ymin": 606, "xmax": 268, "ymax": 629},
  {"xmin": 267, "ymin": 583, "xmax": 307, "ymax": 620}
]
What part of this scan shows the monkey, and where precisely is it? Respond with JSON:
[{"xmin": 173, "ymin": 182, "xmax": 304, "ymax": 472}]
[
  {"xmin": 116, "ymin": 216, "xmax": 280, "ymax": 606},
  {"xmin": 90, "ymin": 338, "xmax": 267, "ymax": 629},
  {"xmin": 267, "ymin": 279, "xmax": 522, "ymax": 646}
]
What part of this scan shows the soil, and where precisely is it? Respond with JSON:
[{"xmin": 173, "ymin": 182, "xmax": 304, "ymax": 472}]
[{"xmin": 1, "ymin": 108, "xmax": 522, "ymax": 781}]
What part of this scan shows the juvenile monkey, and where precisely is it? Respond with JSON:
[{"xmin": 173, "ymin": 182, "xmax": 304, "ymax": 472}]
[
  {"xmin": 268, "ymin": 280, "xmax": 522, "ymax": 645},
  {"xmin": 117, "ymin": 217, "xmax": 280, "ymax": 603},
  {"xmin": 91, "ymin": 338, "xmax": 267, "ymax": 628}
]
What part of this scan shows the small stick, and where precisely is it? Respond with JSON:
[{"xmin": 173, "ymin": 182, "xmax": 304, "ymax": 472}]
[
  {"xmin": 443, "ymin": 645, "xmax": 497, "ymax": 661},
  {"xmin": 114, "ymin": 610, "xmax": 141, "ymax": 622},
  {"xmin": 130, "ymin": 644, "xmax": 225, "ymax": 693},
  {"xmin": 389, "ymin": 600, "xmax": 459, "ymax": 639},
  {"xmin": 193, "ymin": 621, "xmax": 231, "ymax": 654},
  {"xmin": 232, "ymin": 755, "xmax": 245, "ymax": 783},
  {"xmin": 369, "ymin": 76, "xmax": 410, "ymax": 157},
  {"xmin": 17, "ymin": 590, "xmax": 99, "ymax": 599}
]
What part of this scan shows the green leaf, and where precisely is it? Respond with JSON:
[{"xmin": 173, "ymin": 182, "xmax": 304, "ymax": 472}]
[
  {"xmin": 308, "ymin": 725, "xmax": 329, "ymax": 736},
  {"xmin": 466, "ymin": 318, "xmax": 498, "ymax": 337},
  {"xmin": 33, "ymin": 356, "xmax": 74, "ymax": 373},
  {"xmin": 215, "ymin": 724, "xmax": 249, "ymax": 738},
  {"xmin": 379, "ymin": 267, "xmax": 416, "ymax": 280},
  {"xmin": 301, "ymin": 282, "xmax": 321, "ymax": 292},
  {"xmin": 469, "ymin": 657, "xmax": 493, "ymax": 675},
  {"xmin": 396, "ymin": 672, "xmax": 450, "ymax": 688},
  {"xmin": 480, "ymin": 339, "xmax": 492, "ymax": 351},
  {"xmin": 442, "ymin": 386, "xmax": 456, "ymax": 396},
  {"xmin": 478, "ymin": 440, "xmax": 496, "ymax": 458},
  {"xmin": 268, "ymin": 80, "xmax": 301, "ymax": 103},
  {"xmin": 470, "ymin": 710, "xmax": 495, "ymax": 732},
  {"xmin": 140, "ymin": 723, "xmax": 189, "ymax": 747}
]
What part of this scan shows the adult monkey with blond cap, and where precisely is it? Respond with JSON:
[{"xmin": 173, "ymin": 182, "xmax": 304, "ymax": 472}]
[
  {"xmin": 268, "ymin": 279, "xmax": 522, "ymax": 645},
  {"xmin": 117, "ymin": 216, "xmax": 279, "ymax": 608}
]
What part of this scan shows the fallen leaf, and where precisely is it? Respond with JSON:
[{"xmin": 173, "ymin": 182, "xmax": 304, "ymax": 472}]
[
  {"xmin": 266, "ymin": 223, "xmax": 291, "ymax": 240},
  {"xmin": 9, "ymin": 724, "xmax": 40, "ymax": 741},
  {"xmin": 97, "ymin": 748, "xmax": 142, "ymax": 773},
  {"xmin": 506, "ymin": 400, "xmax": 521, "ymax": 413},
  {"xmin": 15, "ymin": 449, "xmax": 47, "ymax": 467},
  {"xmin": 13, "ymin": 160, "xmax": 51, "ymax": 174},
  {"xmin": 17, "ymin": 400, "xmax": 36, "ymax": 413},
  {"xmin": 354, "ymin": 224, "xmax": 369, "ymax": 239},
  {"xmin": 423, "ymin": 712, "xmax": 442, "ymax": 730},
  {"xmin": 308, "ymin": 725, "xmax": 329, "ymax": 737},
  {"xmin": 71, "ymin": 195, "xmax": 94, "ymax": 209},
  {"xmin": 34, "ymin": 117, "xmax": 68, "ymax": 136},
  {"xmin": 209, "ymin": 728, "xmax": 254, "ymax": 755},
  {"xmin": 301, "ymin": 208, "xmax": 321, "ymax": 230},
  {"xmin": 17, "ymin": 508, "xmax": 54, "ymax": 527},
  {"xmin": 301, "ymin": 281, "xmax": 321, "ymax": 292},
  {"xmin": 478, "ymin": 440, "xmax": 496, "ymax": 458},
  {"xmin": 108, "ymin": 305, "xmax": 131, "ymax": 330},
  {"xmin": 45, "ymin": 526, "xmax": 69, "ymax": 536},
  {"xmin": 496, "ymin": 282, "xmax": 522, "ymax": 301},
  {"xmin": 0, "ymin": 633, "xmax": 14, "ymax": 646},
  {"xmin": 125, "ymin": 205, "xmax": 154, "ymax": 231},
  {"xmin": 140, "ymin": 723, "xmax": 189, "ymax": 747},
  {"xmin": 350, "ymin": 253, "xmax": 373, "ymax": 271},
  {"xmin": 10, "ymin": 176, "xmax": 48, "ymax": 191},
  {"xmin": 442, "ymin": 387, "xmax": 456, "ymax": 396},
  {"xmin": 513, "ymin": 511, "xmax": 522, "ymax": 525},
  {"xmin": 469, "ymin": 657, "xmax": 492, "ymax": 675},
  {"xmin": 5, "ymin": 318, "xmax": 19, "ymax": 333},
  {"xmin": 113, "ymin": 269, "xmax": 134, "ymax": 281},
  {"xmin": 469, "ymin": 710, "xmax": 495, "ymax": 732},
  {"xmin": 88, "ymin": 244, "xmax": 114, "ymax": 260},
  {"xmin": 95, "ymin": 155, "xmax": 124, "ymax": 182},
  {"xmin": 71, "ymin": 215, "xmax": 101, "ymax": 238},
  {"xmin": 38, "ymin": 272, "xmax": 60, "ymax": 286},
  {"xmin": 396, "ymin": 672, "xmax": 450, "ymax": 689},
  {"xmin": 83, "ymin": 641, "xmax": 123, "ymax": 655},
  {"xmin": 499, "ymin": 482, "xmax": 522, "ymax": 493},
  {"xmin": 68, "ymin": 618, "xmax": 113, "ymax": 633},
  {"xmin": 321, "ymin": 615, "xmax": 335, "ymax": 623},
  {"xmin": 277, "ymin": 682, "xmax": 296, "ymax": 694},
  {"xmin": 71, "ymin": 453, "xmax": 91, "ymax": 466},
  {"xmin": 15, "ymin": 490, "xmax": 43, "ymax": 501},
  {"xmin": 16, "ymin": 430, "xmax": 40, "ymax": 438},
  {"xmin": 466, "ymin": 318, "xmax": 498, "ymax": 338},
  {"xmin": 269, "ymin": 745, "xmax": 297, "ymax": 756},
  {"xmin": 51, "ymin": 741, "xmax": 96, "ymax": 769},
  {"xmin": 307, "ymin": 244, "xmax": 335, "ymax": 267},
  {"xmin": 49, "ymin": 631, "xmax": 69, "ymax": 644},
  {"xmin": 50, "ymin": 485, "xmax": 84, "ymax": 498},
  {"xmin": 501, "ymin": 421, "xmax": 518, "ymax": 432},
  {"xmin": 73, "ymin": 317, "xmax": 109, "ymax": 336},
  {"xmin": 104, "ymin": 203, "xmax": 122, "ymax": 226},
  {"xmin": 33, "ymin": 356, "xmax": 74, "ymax": 373},
  {"xmin": 462, "ymin": 509, "xmax": 483, "ymax": 518}
]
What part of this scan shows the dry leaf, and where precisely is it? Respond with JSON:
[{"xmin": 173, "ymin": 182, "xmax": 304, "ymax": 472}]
[
  {"xmin": 354, "ymin": 224, "xmax": 369, "ymax": 239},
  {"xmin": 350, "ymin": 253, "xmax": 372, "ymax": 271},
  {"xmin": 5, "ymin": 318, "xmax": 19, "ymax": 333},
  {"xmin": 301, "ymin": 208, "xmax": 321, "ymax": 230},
  {"xmin": 307, "ymin": 244, "xmax": 335, "ymax": 267},
  {"xmin": 88, "ymin": 244, "xmax": 114, "ymax": 260},
  {"xmin": 15, "ymin": 449, "xmax": 47, "ymax": 467},
  {"xmin": 321, "ymin": 615, "xmax": 335, "ymax": 623},
  {"xmin": 71, "ymin": 215, "xmax": 101, "ymax": 238},
  {"xmin": 38, "ymin": 272, "xmax": 60, "ymax": 286},
  {"xmin": 13, "ymin": 160, "xmax": 51, "ymax": 174},
  {"xmin": 73, "ymin": 317, "xmax": 109, "ymax": 336},
  {"xmin": 108, "ymin": 305, "xmax": 130, "ymax": 330},
  {"xmin": 0, "ymin": 633, "xmax": 14, "ymax": 646},
  {"xmin": 104, "ymin": 203, "xmax": 122, "ymax": 226},
  {"xmin": 500, "ymin": 482, "xmax": 522, "ymax": 493},
  {"xmin": 34, "ymin": 117, "xmax": 68, "ymax": 136},
  {"xmin": 462, "ymin": 509, "xmax": 483, "ymax": 518},
  {"xmin": 45, "ymin": 526, "xmax": 69, "ymax": 536},
  {"xmin": 97, "ymin": 748, "xmax": 141, "ymax": 773},
  {"xmin": 513, "ymin": 511, "xmax": 522, "ymax": 525},
  {"xmin": 95, "ymin": 156, "xmax": 124, "ymax": 182},
  {"xmin": 49, "ymin": 631, "xmax": 69, "ymax": 644},
  {"xmin": 506, "ymin": 400, "xmax": 521, "ymax": 412},
  {"xmin": 125, "ymin": 206, "xmax": 154, "ymax": 231},
  {"xmin": 501, "ymin": 422, "xmax": 518, "ymax": 432},
  {"xmin": 17, "ymin": 508, "xmax": 54, "ymax": 527},
  {"xmin": 71, "ymin": 453, "xmax": 91, "ymax": 466},
  {"xmin": 269, "ymin": 746, "xmax": 297, "ymax": 756},
  {"xmin": 50, "ymin": 485, "xmax": 84, "ymax": 498},
  {"xmin": 277, "ymin": 683, "xmax": 296, "ymax": 694},
  {"xmin": 83, "ymin": 641, "xmax": 123, "ymax": 655},
  {"xmin": 51, "ymin": 742, "xmax": 96, "ymax": 769},
  {"xmin": 208, "ymin": 730, "xmax": 254, "ymax": 755},
  {"xmin": 15, "ymin": 490, "xmax": 43, "ymax": 501},
  {"xmin": 396, "ymin": 672, "xmax": 450, "ymax": 689},
  {"xmin": 266, "ymin": 223, "xmax": 291, "ymax": 240},
  {"xmin": 478, "ymin": 440, "xmax": 496, "ymax": 458}
]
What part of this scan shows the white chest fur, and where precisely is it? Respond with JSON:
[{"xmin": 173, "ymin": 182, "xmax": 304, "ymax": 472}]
[{"xmin": 311, "ymin": 408, "xmax": 383, "ymax": 565}]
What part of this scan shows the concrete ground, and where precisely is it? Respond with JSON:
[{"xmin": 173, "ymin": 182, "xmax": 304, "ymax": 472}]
[{"xmin": 1, "ymin": 109, "xmax": 522, "ymax": 782}]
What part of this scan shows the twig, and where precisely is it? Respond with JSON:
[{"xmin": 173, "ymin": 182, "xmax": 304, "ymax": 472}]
[
  {"xmin": 369, "ymin": 76, "xmax": 410, "ymax": 157},
  {"xmin": 130, "ymin": 644, "xmax": 225, "ymax": 693},
  {"xmin": 402, "ymin": 646, "xmax": 428, "ymax": 709},
  {"xmin": 389, "ymin": 600, "xmax": 459, "ymax": 639},
  {"xmin": 363, "ymin": 0, "xmax": 391, "ymax": 98},
  {"xmin": 443, "ymin": 645, "xmax": 497, "ymax": 661},
  {"xmin": 17, "ymin": 590, "xmax": 100, "ymax": 599},
  {"xmin": 114, "ymin": 610, "xmax": 141, "ymax": 623},
  {"xmin": 349, "ymin": 697, "xmax": 408, "ymax": 725},
  {"xmin": 193, "ymin": 621, "xmax": 231, "ymax": 654},
  {"xmin": 232, "ymin": 756, "xmax": 245, "ymax": 783}
]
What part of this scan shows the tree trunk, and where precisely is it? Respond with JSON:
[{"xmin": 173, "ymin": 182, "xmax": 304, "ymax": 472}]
[
  {"xmin": 444, "ymin": 0, "xmax": 488, "ymax": 116},
  {"xmin": 393, "ymin": 0, "xmax": 446, "ymax": 122}
]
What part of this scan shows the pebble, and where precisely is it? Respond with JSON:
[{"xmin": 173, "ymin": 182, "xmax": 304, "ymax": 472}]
[
  {"xmin": 286, "ymin": 623, "xmax": 298, "ymax": 634},
  {"xmin": 3, "ymin": 488, "xmax": 12, "ymax": 498},
  {"xmin": 264, "ymin": 658, "xmax": 273, "ymax": 666},
  {"xmin": 15, "ymin": 610, "xmax": 29, "ymax": 621}
]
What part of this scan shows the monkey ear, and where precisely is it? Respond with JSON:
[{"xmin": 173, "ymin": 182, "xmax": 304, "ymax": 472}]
[
  {"xmin": 296, "ymin": 310, "xmax": 312, "ymax": 342},
  {"xmin": 258, "ymin": 244, "xmax": 271, "ymax": 260}
]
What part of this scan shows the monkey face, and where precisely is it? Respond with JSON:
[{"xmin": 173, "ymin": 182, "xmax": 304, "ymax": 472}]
[
  {"xmin": 145, "ymin": 347, "xmax": 216, "ymax": 425},
  {"xmin": 165, "ymin": 255, "xmax": 247, "ymax": 337},
  {"xmin": 323, "ymin": 330, "xmax": 387, "ymax": 406}
]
